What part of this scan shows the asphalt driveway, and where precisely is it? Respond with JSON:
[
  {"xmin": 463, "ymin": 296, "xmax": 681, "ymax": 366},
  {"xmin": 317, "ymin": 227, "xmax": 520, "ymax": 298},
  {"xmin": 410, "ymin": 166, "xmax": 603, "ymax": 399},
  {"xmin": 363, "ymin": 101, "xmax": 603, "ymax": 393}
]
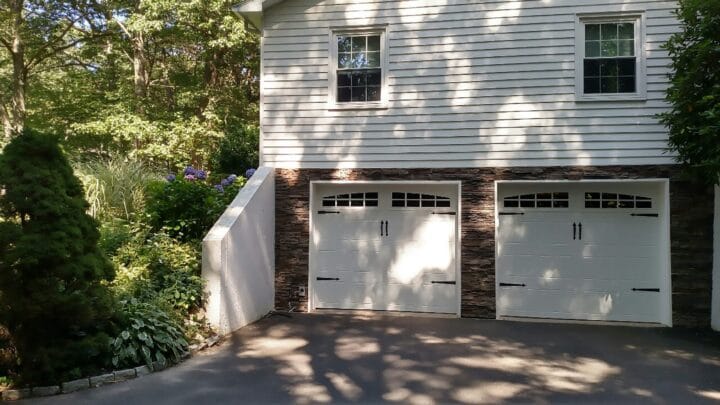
[{"xmin": 20, "ymin": 313, "xmax": 720, "ymax": 404}]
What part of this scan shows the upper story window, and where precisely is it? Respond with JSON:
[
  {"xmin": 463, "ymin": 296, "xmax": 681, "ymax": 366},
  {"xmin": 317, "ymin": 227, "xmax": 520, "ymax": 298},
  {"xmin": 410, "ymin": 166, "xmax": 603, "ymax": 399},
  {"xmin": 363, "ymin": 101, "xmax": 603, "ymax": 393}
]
[
  {"xmin": 575, "ymin": 14, "xmax": 646, "ymax": 101},
  {"xmin": 329, "ymin": 27, "xmax": 387, "ymax": 109}
]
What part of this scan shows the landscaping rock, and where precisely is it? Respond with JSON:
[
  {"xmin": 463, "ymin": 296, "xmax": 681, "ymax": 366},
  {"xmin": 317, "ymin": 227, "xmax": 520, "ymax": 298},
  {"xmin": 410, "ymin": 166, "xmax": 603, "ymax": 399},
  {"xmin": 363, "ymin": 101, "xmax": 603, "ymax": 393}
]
[
  {"xmin": 151, "ymin": 361, "xmax": 166, "ymax": 372},
  {"xmin": 2, "ymin": 388, "xmax": 30, "ymax": 401},
  {"xmin": 32, "ymin": 385, "xmax": 60, "ymax": 396},
  {"xmin": 135, "ymin": 365, "xmax": 152, "ymax": 377},
  {"xmin": 207, "ymin": 335, "xmax": 220, "ymax": 347},
  {"xmin": 61, "ymin": 378, "xmax": 90, "ymax": 393},
  {"xmin": 114, "ymin": 368, "xmax": 136, "ymax": 381},
  {"xmin": 90, "ymin": 373, "xmax": 115, "ymax": 387}
]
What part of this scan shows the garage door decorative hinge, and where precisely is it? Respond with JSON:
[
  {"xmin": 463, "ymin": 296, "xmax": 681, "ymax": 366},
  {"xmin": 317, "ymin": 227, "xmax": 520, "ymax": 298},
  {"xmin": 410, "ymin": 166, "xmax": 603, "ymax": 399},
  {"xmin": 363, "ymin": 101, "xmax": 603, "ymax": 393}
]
[
  {"xmin": 630, "ymin": 213, "xmax": 659, "ymax": 217},
  {"xmin": 318, "ymin": 210, "xmax": 341, "ymax": 214},
  {"xmin": 316, "ymin": 277, "xmax": 340, "ymax": 281},
  {"xmin": 432, "ymin": 212, "xmax": 456, "ymax": 216},
  {"xmin": 499, "ymin": 282, "xmax": 526, "ymax": 287},
  {"xmin": 632, "ymin": 288, "xmax": 660, "ymax": 292},
  {"xmin": 499, "ymin": 212, "xmax": 524, "ymax": 216},
  {"xmin": 431, "ymin": 281, "xmax": 456, "ymax": 285}
]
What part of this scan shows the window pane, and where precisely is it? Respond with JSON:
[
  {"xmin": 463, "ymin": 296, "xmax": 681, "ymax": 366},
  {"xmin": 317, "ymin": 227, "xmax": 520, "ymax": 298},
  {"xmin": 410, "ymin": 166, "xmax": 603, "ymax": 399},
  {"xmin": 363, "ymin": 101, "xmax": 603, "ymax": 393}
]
[
  {"xmin": 367, "ymin": 35, "xmax": 380, "ymax": 52},
  {"xmin": 601, "ymin": 40, "xmax": 618, "ymax": 57},
  {"xmin": 601, "ymin": 77, "xmax": 618, "ymax": 93},
  {"xmin": 338, "ymin": 72, "xmax": 352, "ymax": 86},
  {"xmin": 617, "ymin": 58, "xmax": 636, "ymax": 76},
  {"xmin": 352, "ymin": 52, "xmax": 367, "ymax": 68},
  {"xmin": 618, "ymin": 39, "xmax": 634, "ymax": 56},
  {"xmin": 618, "ymin": 76, "xmax": 636, "ymax": 93},
  {"xmin": 584, "ymin": 59, "xmax": 600, "ymax": 76},
  {"xmin": 351, "ymin": 36, "xmax": 366, "ymax": 52},
  {"xmin": 337, "ymin": 36, "xmax": 351, "ymax": 53},
  {"xmin": 338, "ymin": 53, "xmax": 352, "ymax": 69},
  {"xmin": 618, "ymin": 23, "xmax": 634, "ymax": 39},
  {"xmin": 367, "ymin": 70, "xmax": 381, "ymax": 86},
  {"xmin": 601, "ymin": 23, "xmax": 618, "ymax": 40},
  {"xmin": 367, "ymin": 86, "xmax": 381, "ymax": 101},
  {"xmin": 367, "ymin": 51, "xmax": 380, "ymax": 67},
  {"xmin": 584, "ymin": 77, "xmax": 600, "ymax": 93},
  {"xmin": 337, "ymin": 87, "xmax": 351, "ymax": 102},
  {"xmin": 351, "ymin": 71, "xmax": 366, "ymax": 86},
  {"xmin": 600, "ymin": 59, "xmax": 618, "ymax": 76},
  {"xmin": 585, "ymin": 24, "xmax": 600, "ymax": 40},
  {"xmin": 585, "ymin": 41, "xmax": 600, "ymax": 57},
  {"xmin": 351, "ymin": 87, "xmax": 366, "ymax": 102}
]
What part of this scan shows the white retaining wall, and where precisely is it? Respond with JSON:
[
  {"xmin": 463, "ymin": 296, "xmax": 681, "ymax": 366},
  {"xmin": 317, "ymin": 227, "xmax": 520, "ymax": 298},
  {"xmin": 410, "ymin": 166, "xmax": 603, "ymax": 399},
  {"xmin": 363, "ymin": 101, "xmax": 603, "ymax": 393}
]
[
  {"xmin": 202, "ymin": 166, "xmax": 275, "ymax": 335},
  {"xmin": 713, "ymin": 185, "xmax": 719, "ymax": 331}
]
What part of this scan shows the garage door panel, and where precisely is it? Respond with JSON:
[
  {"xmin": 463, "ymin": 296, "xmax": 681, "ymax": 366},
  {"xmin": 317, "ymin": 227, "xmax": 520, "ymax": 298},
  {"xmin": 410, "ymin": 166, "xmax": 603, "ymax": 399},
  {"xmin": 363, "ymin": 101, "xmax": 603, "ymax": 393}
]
[
  {"xmin": 313, "ymin": 184, "xmax": 459, "ymax": 314},
  {"xmin": 497, "ymin": 182, "xmax": 667, "ymax": 324}
]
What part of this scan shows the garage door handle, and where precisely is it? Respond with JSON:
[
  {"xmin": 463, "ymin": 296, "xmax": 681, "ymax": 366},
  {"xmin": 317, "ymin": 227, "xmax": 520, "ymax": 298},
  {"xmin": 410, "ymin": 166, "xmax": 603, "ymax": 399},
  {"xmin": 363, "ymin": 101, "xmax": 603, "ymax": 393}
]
[
  {"xmin": 316, "ymin": 277, "xmax": 340, "ymax": 281},
  {"xmin": 431, "ymin": 281, "xmax": 456, "ymax": 285},
  {"xmin": 499, "ymin": 212, "xmax": 524, "ymax": 216},
  {"xmin": 432, "ymin": 212, "xmax": 456, "ymax": 215},
  {"xmin": 573, "ymin": 222, "xmax": 576, "ymax": 240},
  {"xmin": 578, "ymin": 222, "xmax": 582, "ymax": 240},
  {"xmin": 631, "ymin": 213, "xmax": 659, "ymax": 217},
  {"xmin": 318, "ymin": 210, "xmax": 340, "ymax": 214},
  {"xmin": 385, "ymin": 220, "xmax": 389, "ymax": 237},
  {"xmin": 380, "ymin": 220, "xmax": 384, "ymax": 236},
  {"xmin": 632, "ymin": 288, "xmax": 660, "ymax": 292},
  {"xmin": 499, "ymin": 282, "xmax": 526, "ymax": 287}
]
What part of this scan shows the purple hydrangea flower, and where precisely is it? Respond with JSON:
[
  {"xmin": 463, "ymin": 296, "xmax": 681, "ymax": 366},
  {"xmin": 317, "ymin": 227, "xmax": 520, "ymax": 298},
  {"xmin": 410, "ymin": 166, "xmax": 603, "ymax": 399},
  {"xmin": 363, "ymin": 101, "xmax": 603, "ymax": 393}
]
[
  {"xmin": 196, "ymin": 170, "xmax": 207, "ymax": 180},
  {"xmin": 183, "ymin": 166, "xmax": 196, "ymax": 176},
  {"xmin": 220, "ymin": 178, "xmax": 230, "ymax": 187},
  {"xmin": 227, "ymin": 174, "xmax": 238, "ymax": 183},
  {"xmin": 166, "ymin": 173, "xmax": 176, "ymax": 182},
  {"xmin": 214, "ymin": 184, "xmax": 224, "ymax": 192},
  {"xmin": 245, "ymin": 168, "xmax": 256, "ymax": 178},
  {"xmin": 184, "ymin": 174, "xmax": 196, "ymax": 181}
]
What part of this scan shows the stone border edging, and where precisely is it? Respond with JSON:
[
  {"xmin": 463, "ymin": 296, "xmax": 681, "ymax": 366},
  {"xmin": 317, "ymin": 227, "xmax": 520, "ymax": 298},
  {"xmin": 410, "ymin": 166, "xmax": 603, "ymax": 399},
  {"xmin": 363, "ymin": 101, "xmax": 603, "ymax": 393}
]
[{"xmin": 1, "ymin": 351, "xmax": 191, "ymax": 401}]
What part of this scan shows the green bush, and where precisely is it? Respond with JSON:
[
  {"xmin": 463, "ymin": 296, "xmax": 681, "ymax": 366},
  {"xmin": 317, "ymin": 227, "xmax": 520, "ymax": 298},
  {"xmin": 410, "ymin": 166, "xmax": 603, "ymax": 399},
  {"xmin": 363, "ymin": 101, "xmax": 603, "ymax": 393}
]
[
  {"xmin": 0, "ymin": 129, "xmax": 117, "ymax": 385},
  {"xmin": 210, "ymin": 124, "xmax": 259, "ymax": 175},
  {"xmin": 146, "ymin": 168, "xmax": 243, "ymax": 241},
  {"xmin": 111, "ymin": 226, "xmax": 204, "ymax": 319},
  {"xmin": 75, "ymin": 157, "xmax": 161, "ymax": 222},
  {"xmin": 112, "ymin": 300, "xmax": 188, "ymax": 369},
  {"xmin": 661, "ymin": 0, "xmax": 720, "ymax": 184}
]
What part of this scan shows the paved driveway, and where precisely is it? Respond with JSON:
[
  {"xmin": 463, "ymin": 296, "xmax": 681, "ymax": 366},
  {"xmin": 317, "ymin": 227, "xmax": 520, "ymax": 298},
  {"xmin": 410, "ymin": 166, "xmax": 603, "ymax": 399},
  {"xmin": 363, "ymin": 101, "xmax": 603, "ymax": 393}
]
[{"xmin": 21, "ymin": 313, "xmax": 720, "ymax": 404}]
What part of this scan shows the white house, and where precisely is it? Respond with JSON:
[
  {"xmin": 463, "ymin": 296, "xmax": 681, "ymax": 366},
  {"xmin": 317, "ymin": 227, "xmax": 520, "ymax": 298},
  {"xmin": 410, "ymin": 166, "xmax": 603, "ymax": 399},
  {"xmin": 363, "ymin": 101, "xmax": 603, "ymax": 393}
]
[{"xmin": 211, "ymin": 0, "xmax": 716, "ymax": 332}]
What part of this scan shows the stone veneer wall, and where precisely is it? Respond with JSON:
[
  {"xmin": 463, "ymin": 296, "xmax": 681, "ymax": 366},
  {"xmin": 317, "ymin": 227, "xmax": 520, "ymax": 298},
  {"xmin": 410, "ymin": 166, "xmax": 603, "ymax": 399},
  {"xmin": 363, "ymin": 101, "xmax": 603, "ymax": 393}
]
[{"xmin": 274, "ymin": 166, "xmax": 714, "ymax": 328}]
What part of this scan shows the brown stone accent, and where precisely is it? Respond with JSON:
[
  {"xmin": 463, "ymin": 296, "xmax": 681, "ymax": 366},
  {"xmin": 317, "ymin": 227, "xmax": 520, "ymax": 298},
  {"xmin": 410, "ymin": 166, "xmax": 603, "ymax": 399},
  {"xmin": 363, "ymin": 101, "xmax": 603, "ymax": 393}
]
[{"xmin": 274, "ymin": 166, "xmax": 714, "ymax": 328}]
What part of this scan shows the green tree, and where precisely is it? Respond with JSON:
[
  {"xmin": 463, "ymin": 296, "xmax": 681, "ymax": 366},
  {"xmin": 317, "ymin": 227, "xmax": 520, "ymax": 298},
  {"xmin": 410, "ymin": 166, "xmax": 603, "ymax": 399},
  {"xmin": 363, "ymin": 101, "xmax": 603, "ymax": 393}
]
[
  {"xmin": 661, "ymin": 0, "xmax": 720, "ymax": 184},
  {"xmin": 0, "ymin": 1, "xmax": 108, "ymax": 139},
  {"xmin": 0, "ymin": 129, "xmax": 117, "ymax": 384}
]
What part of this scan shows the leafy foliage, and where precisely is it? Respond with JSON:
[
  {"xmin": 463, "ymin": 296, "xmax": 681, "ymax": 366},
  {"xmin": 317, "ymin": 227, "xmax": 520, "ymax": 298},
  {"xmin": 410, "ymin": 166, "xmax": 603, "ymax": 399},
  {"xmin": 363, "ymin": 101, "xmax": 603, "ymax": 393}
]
[
  {"xmin": 111, "ymin": 225, "xmax": 204, "ymax": 318},
  {"xmin": 112, "ymin": 300, "xmax": 188, "ymax": 369},
  {"xmin": 75, "ymin": 156, "xmax": 161, "ymax": 221},
  {"xmin": 661, "ymin": 0, "xmax": 720, "ymax": 184},
  {"xmin": 146, "ymin": 169, "xmax": 244, "ymax": 241},
  {"xmin": 211, "ymin": 124, "xmax": 259, "ymax": 174},
  {"xmin": 0, "ymin": 129, "xmax": 117, "ymax": 384}
]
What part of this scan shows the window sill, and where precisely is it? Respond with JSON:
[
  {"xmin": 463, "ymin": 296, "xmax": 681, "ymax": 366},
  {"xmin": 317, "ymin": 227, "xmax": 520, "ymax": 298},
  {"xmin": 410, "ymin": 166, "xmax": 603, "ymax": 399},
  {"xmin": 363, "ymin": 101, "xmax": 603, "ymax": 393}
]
[
  {"xmin": 575, "ymin": 93, "xmax": 647, "ymax": 102},
  {"xmin": 328, "ymin": 102, "xmax": 388, "ymax": 111}
]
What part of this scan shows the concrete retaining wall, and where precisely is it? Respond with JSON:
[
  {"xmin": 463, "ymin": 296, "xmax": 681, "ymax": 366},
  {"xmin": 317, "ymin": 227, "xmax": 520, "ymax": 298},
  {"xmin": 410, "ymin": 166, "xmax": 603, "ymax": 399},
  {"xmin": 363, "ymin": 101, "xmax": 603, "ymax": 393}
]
[{"xmin": 202, "ymin": 167, "xmax": 275, "ymax": 335}]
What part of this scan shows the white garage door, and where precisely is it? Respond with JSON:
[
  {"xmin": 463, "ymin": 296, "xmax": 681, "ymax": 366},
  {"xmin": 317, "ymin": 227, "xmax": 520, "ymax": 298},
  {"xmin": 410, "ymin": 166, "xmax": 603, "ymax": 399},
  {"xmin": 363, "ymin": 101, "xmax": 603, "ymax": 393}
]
[
  {"xmin": 496, "ymin": 182, "xmax": 669, "ymax": 324},
  {"xmin": 311, "ymin": 183, "xmax": 459, "ymax": 314}
]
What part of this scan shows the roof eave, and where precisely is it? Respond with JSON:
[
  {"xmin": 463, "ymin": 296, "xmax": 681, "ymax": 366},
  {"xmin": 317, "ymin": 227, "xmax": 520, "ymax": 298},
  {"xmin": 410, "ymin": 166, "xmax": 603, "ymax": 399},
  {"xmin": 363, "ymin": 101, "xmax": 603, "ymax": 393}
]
[{"xmin": 233, "ymin": 0, "xmax": 286, "ymax": 30}]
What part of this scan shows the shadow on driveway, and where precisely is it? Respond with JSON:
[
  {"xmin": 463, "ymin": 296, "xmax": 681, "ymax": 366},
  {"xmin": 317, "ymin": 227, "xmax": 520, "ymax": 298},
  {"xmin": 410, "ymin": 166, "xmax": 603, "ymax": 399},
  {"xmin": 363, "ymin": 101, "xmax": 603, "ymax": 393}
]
[{"xmin": 20, "ymin": 313, "xmax": 720, "ymax": 404}]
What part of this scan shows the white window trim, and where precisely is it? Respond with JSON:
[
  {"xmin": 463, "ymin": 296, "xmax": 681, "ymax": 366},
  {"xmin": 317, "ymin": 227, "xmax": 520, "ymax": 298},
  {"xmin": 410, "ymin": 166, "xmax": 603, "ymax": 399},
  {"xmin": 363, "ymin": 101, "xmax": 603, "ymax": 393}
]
[
  {"xmin": 327, "ymin": 25, "xmax": 389, "ymax": 110},
  {"xmin": 575, "ymin": 12, "xmax": 647, "ymax": 102}
]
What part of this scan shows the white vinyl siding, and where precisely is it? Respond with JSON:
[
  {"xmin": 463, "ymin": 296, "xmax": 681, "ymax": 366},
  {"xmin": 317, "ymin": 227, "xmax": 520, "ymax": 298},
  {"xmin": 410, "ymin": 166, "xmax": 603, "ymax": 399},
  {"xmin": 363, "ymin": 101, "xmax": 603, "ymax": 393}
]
[{"xmin": 261, "ymin": 0, "xmax": 680, "ymax": 169}]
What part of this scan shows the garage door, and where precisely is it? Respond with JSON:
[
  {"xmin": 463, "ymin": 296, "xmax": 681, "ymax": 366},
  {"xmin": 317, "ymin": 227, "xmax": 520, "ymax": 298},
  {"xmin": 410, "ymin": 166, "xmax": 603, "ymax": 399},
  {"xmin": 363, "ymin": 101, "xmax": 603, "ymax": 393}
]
[
  {"xmin": 496, "ymin": 182, "xmax": 669, "ymax": 324},
  {"xmin": 311, "ymin": 183, "xmax": 459, "ymax": 314}
]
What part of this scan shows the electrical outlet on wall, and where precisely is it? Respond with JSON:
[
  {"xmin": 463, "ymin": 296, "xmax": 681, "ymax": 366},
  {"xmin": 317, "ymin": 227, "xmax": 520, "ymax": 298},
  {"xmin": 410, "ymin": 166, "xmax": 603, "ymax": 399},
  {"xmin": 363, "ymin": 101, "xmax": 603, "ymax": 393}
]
[{"xmin": 298, "ymin": 286, "xmax": 306, "ymax": 297}]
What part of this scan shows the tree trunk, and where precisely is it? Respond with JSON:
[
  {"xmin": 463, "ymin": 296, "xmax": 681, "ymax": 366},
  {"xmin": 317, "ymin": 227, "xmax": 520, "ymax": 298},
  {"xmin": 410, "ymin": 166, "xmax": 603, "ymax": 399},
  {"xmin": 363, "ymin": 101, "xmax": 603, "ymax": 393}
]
[
  {"xmin": 7, "ymin": 0, "xmax": 26, "ymax": 137},
  {"xmin": 132, "ymin": 34, "xmax": 148, "ymax": 101}
]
